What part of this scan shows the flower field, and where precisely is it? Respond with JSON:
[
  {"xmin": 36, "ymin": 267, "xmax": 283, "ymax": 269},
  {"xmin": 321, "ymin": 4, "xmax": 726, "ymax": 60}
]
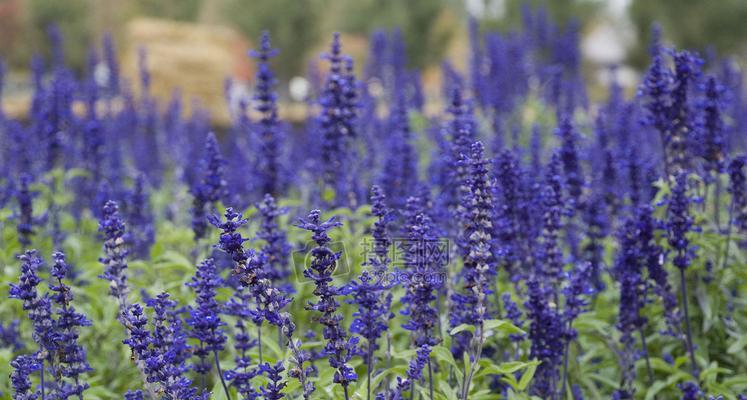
[{"xmin": 1, "ymin": 8, "xmax": 746, "ymax": 400}]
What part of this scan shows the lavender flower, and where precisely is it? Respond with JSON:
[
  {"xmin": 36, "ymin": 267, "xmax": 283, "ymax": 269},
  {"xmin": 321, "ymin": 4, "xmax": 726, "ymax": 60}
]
[
  {"xmin": 525, "ymin": 277, "xmax": 563, "ymax": 399},
  {"xmin": 15, "ymin": 174, "xmax": 40, "ymax": 248},
  {"xmin": 186, "ymin": 258, "xmax": 227, "ymax": 376},
  {"xmin": 678, "ymin": 382, "xmax": 703, "ymax": 400},
  {"xmin": 582, "ymin": 194, "xmax": 608, "ymax": 292},
  {"xmin": 124, "ymin": 390, "xmax": 143, "ymax": 400},
  {"xmin": 379, "ymin": 91, "xmax": 418, "ymax": 208},
  {"xmin": 557, "ymin": 115, "xmax": 584, "ymax": 208},
  {"xmin": 122, "ymin": 299, "xmax": 203, "ymax": 400},
  {"xmin": 1, "ymin": 320, "xmax": 25, "ymax": 350},
  {"xmin": 98, "ymin": 200, "xmax": 130, "ymax": 315},
  {"xmin": 295, "ymin": 210, "xmax": 358, "ymax": 392},
  {"xmin": 257, "ymin": 193, "xmax": 291, "ymax": 284},
  {"xmin": 700, "ymin": 76, "xmax": 726, "ymax": 179},
  {"xmin": 11, "ymin": 355, "xmax": 41, "ymax": 400},
  {"xmin": 501, "ymin": 293, "xmax": 525, "ymax": 342},
  {"xmin": 259, "ymin": 362, "xmax": 286, "ymax": 400},
  {"xmin": 9, "ymin": 251, "xmax": 58, "ymax": 357},
  {"xmin": 613, "ymin": 218, "xmax": 648, "ymax": 397},
  {"xmin": 728, "ymin": 157, "xmax": 746, "ymax": 232},
  {"xmin": 319, "ymin": 33, "xmax": 357, "ymax": 205},
  {"xmin": 345, "ymin": 270, "xmax": 391, "ymax": 394},
  {"xmin": 666, "ymin": 172, "xmax": 698, "ymax": 375},
  {"xmin": 367, "ymin": 185, "xmax": 393, "ymax": 276},
  {"xmin": 401, "ymin": 197, "xmax": 442, "ymax": 349},
  {"xmin": 494, "ymin": 149, "xmax": 527, "ymax": 280},
  {"xmin": 407, "ymin": 344, "xmax": 431, "ymax": 390},
  {"xmin": 49, "ymin": 252, "xmax": 92, "ymax": 399},
  {"xmin": 210, "ymin": 208, "xmax": 309, "ymax": 397},
  {"xmin": 192, "ymin": 132, "xmax": 227, "ymax": 240},
  {"xmin": 638, "ymin": 38, "xmax": 673, "ymax": 170},
  {"xmin": 669, "ymin": 51, "xmax": 701, "ymax": 173},
  {"xmin": 125, "ymin": 174, "xmax": 155, "ymax": 259},
  {"xmin": 223, "ymin": 303, "xmax": 258, "ymax": 399},
  {"xmin": 667, "ymin": 173, "xmax": 695, "ymax": 271},
  {"xmin": 451, "ymin": 142, "xmax": 496, "ymax": 356},
  {"xmin": 637, "ymin": 204, "xmax": 680, "ymax": 335},
  {"xmin": 538, "ymin": 153, "xmax": 565, "ymax": 289},
  {"xmin": 251, "ymin": 31, "xmax": 285, "ymax": 196}
]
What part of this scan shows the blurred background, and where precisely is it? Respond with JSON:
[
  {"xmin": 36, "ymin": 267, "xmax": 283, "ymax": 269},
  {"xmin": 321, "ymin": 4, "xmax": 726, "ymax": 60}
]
[{"xmin": 0, "ymin": 0, "xmax": 746, "ymax": 125}]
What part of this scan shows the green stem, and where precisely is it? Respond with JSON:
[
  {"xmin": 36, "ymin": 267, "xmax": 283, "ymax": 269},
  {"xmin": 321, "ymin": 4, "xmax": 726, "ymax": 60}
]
[
  {"xmin": 214, "ymin": 350, "xmax": 231, "ymax": 400},
  {"xmin": 679, "ymin": 267, "xmax": 698, "ymax": 377}
]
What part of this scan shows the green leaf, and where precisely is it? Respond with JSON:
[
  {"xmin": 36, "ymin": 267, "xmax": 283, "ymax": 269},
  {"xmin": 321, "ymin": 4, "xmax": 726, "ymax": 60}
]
[
  {"xmin": 483, "ymin": 319, "xmax": 525, "ymax": 336},
  {"xmin": 450, "ymin": 323, "xmax": 476, "ymax": 336},
  {"xmin": 727, "ymin": 335, "xmax": 747, "ymax": 354},
  {"xmin": 517, "ymin": 362, "xmax": 538, "ymax": 391},
  {"xmin": 476, "ymin": 360, "xmax": 540, "ymax": 378},
  {"xmin": 431, "ymin": 345, "xmax": 459, "ymax": 370}
]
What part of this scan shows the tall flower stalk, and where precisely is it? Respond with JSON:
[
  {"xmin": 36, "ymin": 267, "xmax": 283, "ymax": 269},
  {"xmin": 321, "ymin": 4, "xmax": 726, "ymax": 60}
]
[
  {"xmin": 295, "ymin": 210, "xmax": 358, "ymax": 399},
  {"xmin": 210, "ymin": 208, "xmax": 314, "ymax": 399},
  {"xmin": 666, "ymin": 172, "xmax": 698, "ymax": 376},
  {"xmin": 451, "ymin": 142, "xmax": 495, "ymax": 399},
  {"xmin": 186, "ymin": 258, "xmax": 230, "ymax": 398}
]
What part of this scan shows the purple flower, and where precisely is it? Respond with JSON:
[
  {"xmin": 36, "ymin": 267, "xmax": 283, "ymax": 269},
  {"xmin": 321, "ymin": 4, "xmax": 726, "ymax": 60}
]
[
  {"xmin": 259, "ymin": 362, "xmax": 286, "ymax": 400},
  {"xmin": 582, "ymin": 193, "xmax": 608, "ymax": 292},
  {"xmin": 678, "ymin": 381, "xmax": 703, "ymax": 400},
  {"xmin": 124, "ymin": 174, "xmax": 155, "ymax": 259},
  {"xmin": 728, "ymin": 156, "xmax": 746, "ymax": 232},
  {"xmin": 11, "ymin": 354, "xmax": 41, "ymax": 400},
  {"xmin": 0, "ymin": 320, "xmax": 25, "ymax": 351},
  {"xmin": 562, "ymin": 263, "xmax": 593, "ymax": 339},
  {"xmin": 666, "ymin": 172, "xmax": 695, "ymax": 271},
  {"xmin": 494, "ymin": 149, "xmax": 529, "ymax": 281},
  {"xmin": 9, "ymin": 251, "xmax": 58, "ymax": 355},
  {"xmin": 637, "ymin": 204, "xmax": 680, "ymax": 335},
  {"xmin": 525, "ymin": 277, "xmax": 563, "ymax": 398},
  {"xmin": 224, "ymin": 306, "xmax": 258, "ymax": 399},
  {"xmin": 98, "ymin": 200, "xmax": 130, "ymax": 314},
  {"xmin": 699, "ymin": 76, "xmax": 726, "ymax": 178},
  {"xmin": 296, "ymin": 210, "xmax": 358, "ymax": 391},
  {"xmin": 451, "ymin": 142, "xmax": 496, "ymax": 354},
  {"xmin": 122, "ymin": 302, "xmax": 204, "ymax": 399},
  {"xmin": 319, "ymin": 33, "xmax": 358, "ymax": 205},
  {"xmin": 257, "ymin": 193, "xmax": 291, "ymax": 284},
  {"xmin": 251, "ymin": 32, "xmax": 285, "ymax": 197},
  {"xmin": 502, "ymin": 293, "xmax": 526, "ymax": 342},
  {"xmin": 367, "ymin": 185, "xmax": 393, "ymax": 275},
  {"xmin": 379, "ymin": 91, "xmax": 418, "ymax": 208},
  {"xmin": 124, "ymin": 390, "xmax": 143, "ymax": 400},
  {"xmin": 556, "ymin": 115, "xmax": 584, "ymax": 209},
  {"xmin": 537, "ymin": 153, "xmax": 564, "ymax": 287},
  {"xmin": 345, "ymin": 270, "xmax": 392, "ymax": 354},
  {"xmin": 49, "ymin": 252, "xmax": 92, "ymax": 399},
  {"xmin": 15, "ymin": 174, "xmax": 40, "ymax": 248},
  {"xmin": 295, "ymin": 210, "xmax": 358, "ymax": 390},
  {"xmin": 400, "ymin": 197, "xmax": 442, "ymax": 349},
  {"xmin": 192, "ymin": 132, "xmax": 227, "ymax": 240},
  {"xmin": 186, "ymin": 258, "xmax": 226, "ymax": 375},
  {"xmin": 613, "ymin": 217, "xmax": 648, "ymax": 396}
]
